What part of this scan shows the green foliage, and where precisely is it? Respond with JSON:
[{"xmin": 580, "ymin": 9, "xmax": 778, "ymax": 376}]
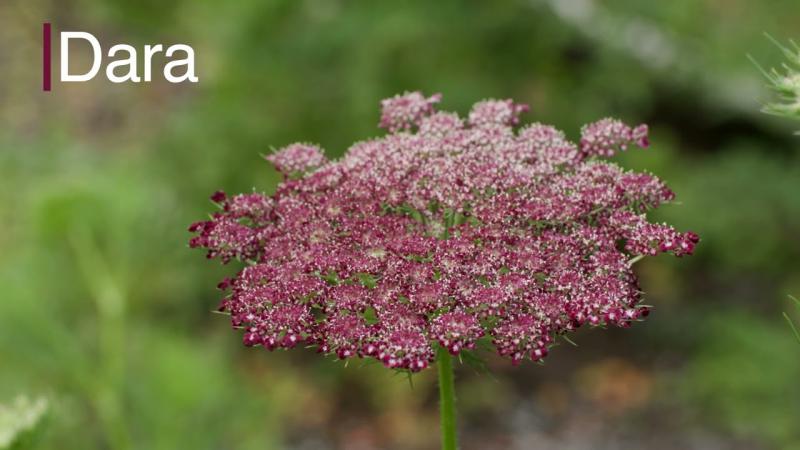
[
  {"xmin": 680, "ymin": 311, "xmax": 800, "ymax": 448},
  {"xmin": 658, "ymin": 149, "xmax": 800, "ymax": 273}
]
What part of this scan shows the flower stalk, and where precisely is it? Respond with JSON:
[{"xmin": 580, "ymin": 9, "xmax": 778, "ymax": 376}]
[{"xmin": 437, "ymin": 348, "xmax": 457, "ymax": 450}]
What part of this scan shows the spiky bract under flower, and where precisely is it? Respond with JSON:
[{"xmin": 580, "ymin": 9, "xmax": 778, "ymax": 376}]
[
  {"xmin": 755, "ymin": 36, "xmax": 800, "ymax": 124},
  {"xmin": 189, "ymin": 92, "xmax": 698, "ymax": 372}
]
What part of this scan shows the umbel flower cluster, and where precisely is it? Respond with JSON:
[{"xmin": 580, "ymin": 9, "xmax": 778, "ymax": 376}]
[{"xmin": 189, "ymin": 92, "xmax": 698, "ymax": 372}]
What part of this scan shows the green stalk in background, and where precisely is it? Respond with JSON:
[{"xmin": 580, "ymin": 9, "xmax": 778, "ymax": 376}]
[
  {"xmin": 785, "ymin": 295, "xmax": 800, "ymax": 344},
  {"xmin": 69, "ymin": 227, "xmax": 131, "ymax": 450}
]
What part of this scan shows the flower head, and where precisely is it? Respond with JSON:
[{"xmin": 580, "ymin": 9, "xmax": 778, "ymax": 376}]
[
  {"xmin": 755, "ymin": 37, "xmax": 800, "ymax": 126},
  {"xmin": 265, "ymin": 143, "xmax": 326, "ymax": 175},
  {"xmin": 189, "ymin": 92, "xmax": 697, "ymax": 372},
  {"xmin": 379, "ymin": 92, "xmax": 442, "ymax": 132}
]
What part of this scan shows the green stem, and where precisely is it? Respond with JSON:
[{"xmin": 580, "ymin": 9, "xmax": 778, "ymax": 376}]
[{"xmin": 437, "ymin": 347, "xmax": 457, "ymax": 450}]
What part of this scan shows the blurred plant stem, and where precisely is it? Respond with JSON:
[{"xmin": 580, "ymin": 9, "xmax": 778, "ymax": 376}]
[
  {"xmin": 784, "ymin": 295, "xmax": 800, "ymax": 344},
  {"xmin": 437, "ymin": 347, "xmax": 457, "ymax": 450},
  {"xmin": 69, "ymin": 227, "xmax": 131, "ymax": 450}
]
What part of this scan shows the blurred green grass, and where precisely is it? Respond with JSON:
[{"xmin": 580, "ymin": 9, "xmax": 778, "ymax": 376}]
[{"xmin": 1, "ymin": 0, "xmax": 800, "ymax": 449}]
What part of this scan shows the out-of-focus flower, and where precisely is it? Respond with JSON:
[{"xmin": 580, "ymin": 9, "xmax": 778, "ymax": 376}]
[
  {"xmin": 0, "ymin": 396, "xmax": 48, "ymax": 449},
  {"xmin": 265, "ymin": 143, "xmax": 326, "ymax": 176},
  {"xmin": 754, "ymin": 36, "xmax": 800, "ymax": 123},
  {"xmin": 189, "ymin": 92, "xmax": 697, "ymax": 372},
  {"xmin": 380, "ymin": 92, "xmax": 442, "ymax": 132}
]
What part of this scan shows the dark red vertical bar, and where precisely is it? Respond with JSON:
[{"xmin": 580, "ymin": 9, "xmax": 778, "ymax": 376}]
[{"xmin": 43, "ymin": 23, "xmax": 51, "ymax": 91}]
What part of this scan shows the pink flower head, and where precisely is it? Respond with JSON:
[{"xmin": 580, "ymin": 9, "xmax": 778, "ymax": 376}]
[
  {"xmin": 379, "ymin": 91, "xmax": 442, "ymax": 132},
  {"xmin": 189, "ymin": 93, "xmax": 697, "ymax": 372},
  {"xmin": 468, "ymin": 99, "xmax": 529, "ymax": 127},
  {"xmin": 580, "ymin": 118, "xmax": 650, "ymax": 157},
  {"xmin": 266, "ymin": 143, "xmax": 326, "ymax": 175}
]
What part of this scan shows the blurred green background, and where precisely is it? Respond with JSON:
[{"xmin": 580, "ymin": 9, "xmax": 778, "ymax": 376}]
[{"xmin": 1, "ymin": 1, "xmax": 799, "ymax": 449}]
